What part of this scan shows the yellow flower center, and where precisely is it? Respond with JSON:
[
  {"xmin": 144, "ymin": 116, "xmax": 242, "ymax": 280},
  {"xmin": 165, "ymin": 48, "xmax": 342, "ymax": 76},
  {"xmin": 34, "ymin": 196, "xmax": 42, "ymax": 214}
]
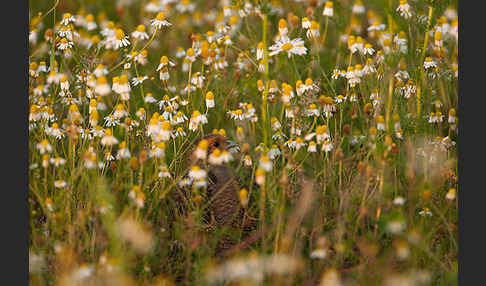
[
  {"xmin": 161, "ymin": 121, "xmax": 171, "ymax": 131},
  {"xmin": 115, "ymin": 29, "xmax": 125, "ymax": 40},
  {"xmin": 156, "ymin": 12, "xmax": 165, "ymax": 21},
  {"xmin": 198, "ymin": 139, "xmax": 208, "ymax": 150},
  {"xmin": 281, "ymin": 43, "xmax": 293, "ymax": 51}
]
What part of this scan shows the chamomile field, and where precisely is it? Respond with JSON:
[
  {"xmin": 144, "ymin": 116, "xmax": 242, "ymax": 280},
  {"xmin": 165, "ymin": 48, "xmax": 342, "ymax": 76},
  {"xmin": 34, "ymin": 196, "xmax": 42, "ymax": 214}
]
[{"xmin": 28, "ymin": 0, "xmax": 458, "ymax": 285}]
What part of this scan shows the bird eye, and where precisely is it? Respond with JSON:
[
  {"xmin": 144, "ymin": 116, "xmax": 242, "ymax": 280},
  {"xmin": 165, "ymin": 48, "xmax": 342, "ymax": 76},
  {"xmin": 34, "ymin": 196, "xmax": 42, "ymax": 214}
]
[{"xmin": 213, "ymin": 141, "xmax": 220, "ymax": 147}]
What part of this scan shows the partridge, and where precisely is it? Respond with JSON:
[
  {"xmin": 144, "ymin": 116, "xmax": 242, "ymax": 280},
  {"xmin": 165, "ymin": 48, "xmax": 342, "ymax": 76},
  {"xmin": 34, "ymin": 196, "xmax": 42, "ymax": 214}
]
[{"xmin": 183, "ymin": 133, "xmax": 256, "ymax": 256}]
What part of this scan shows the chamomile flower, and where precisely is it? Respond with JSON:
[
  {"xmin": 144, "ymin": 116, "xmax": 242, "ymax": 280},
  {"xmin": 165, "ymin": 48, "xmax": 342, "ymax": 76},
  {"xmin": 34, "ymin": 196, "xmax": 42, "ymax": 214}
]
[
  {"xmin": 93, "ymin": 64, "xmax": 108, "ymax": 78},
  {"xmin": 301, "ymin": 78, "xmax": 319, "ymax": 94},
  {"xmin": 53, "ymin": 179, "xmax": 67, "ymax": 188},
  {"xmin": 302, "ymin": 17, "xmax": 311, "ymax": 29},
  {"xmin": 316, "ymin": 125, "xmax": 330, "ymax": 144},
  {"xmin": 185, "ymin": 48, "xmax": 197, "ymax": 62},
  {"xmin": 376, "ymin": 115, "xmax": 386, "ymax": 131},
  {"xmin": 142, "ymin": 93, "xmax": 156, "ymax": 103},
  {"xmin": 191, "ymin": 72, "xmax": 205, "ymax": 88},
  {"xmin": 176, "ymin": 47, "xmax": 186, "ymax": 58},
  {"xmin": 255, "ymin": 168, "xmax": 265, "ymax": 185},
  {"xmin": 208, "ymin": 148, "xmax": 223, "ymax": 165},
  {"xmin": 352, "ymin": 0, "xmax": 365, "ymax": 14},
  {"xmin": 306, "ymin": 21, "xmax": 320, "ymax": 39},
  {"xmin": 57, "ymin": 38, "xmax": 73, "ymax": 50},
  {"xmin": 322, "ymin": 139, "xmax": 333, "ymax": 153},
  {"xmin": 362, "ymin": 58, "xmax": 376, "ymax": 75},
  {"xmin": 84, "ymin": 14, "xmax": 97, "ymax": 30},
  {"xmin": 277, "ymin": 19, "xmax": 288, "ymax": 38},
  {"xmin": 446, "ymin": 188, "xmax": 456, "ymax": 200},
  {"xmin": 105, "ymin": 152, "xmax": 115, "ymax": 161},
  {"xmin": 322, "ymin": 1, "xmax": 334, "ymax": 17},
  {"xmin": 434, "ymin": 31, "xmax": 443, "ymax": 48},
  {"xmin": 307, "ymin": 141, "xmax": 317, "ymax": 153},
  {"xmin": 176, "ymin": 0, "xmax": 196, "ymax": 13},
  {"xmin": 320, "ymin": 96, "xmax": 336, "ymax": 118},
  {"xmin": 221, "ymin": 148, "xmax": 234, "ymax": 161},
  {"xmin": 188, "ymin": 110, "xmax": 208, "ymax": 131},
  {"xmin": 419, "ymin": 208, "xmax": 432, "ymax": 216},
  {"xmin": 151, "ymin": 12, "xmax": 172, "ymax": 28},
  {"xmin": 288, "ymin": 137, "xmax": 306, "ymax": 150},
  {"xmin": 269, "ymin": 37, "xmax": 307, "ymax": 58},
  {"xmin": 37, "ymin": 139, "xmax": 53, "ymax": 154},
  {"xmin": 363, "ymin": 43, "xmax": 375, "ymax": 55},
  {"xmin": 331, "ymin": 69, "xmax": 343, "ymax": 80},
  {"xmin": 156, "ymin": 56, "xmax": 175, "ymax": 71},
  {"xmin": 397, "ymin": 0, "xmax": 412, "ymax": 19},
  {"xmin": 386, "ymin": 220, "xmax": 406, "ymax": 234},
  {"xmin": 158, "ymin": 165, "xmax": 172, "ymax": 178},
  {"xmin": 243, "ymin": 155, "xmax": 252, "ymax": 166},
  {"xmin": 45, "ymin": 123, "xmax": 65, "ymax": 139},
  {"xmin": 393, "ymin": 196, "xmax": 406, "ymax": 205},
  {"xmin": 114, "ymin": 29, "xmax": 130, "ymax": 50},
  {"xmin": 305, "ymin": 104, "xmax": 320, "ymax": 117},
  {"xmin": 131, "ymin": 25, "xmax": 149, "ymax": 40},
  {"xmin": 259, "ymin": 155, "xmax": 273, "ymax": 172},
  {"xmin": 50, "ymin": 157, "xmax": 66, "ymax": 167},
  {"xmin": 113, "ymin": 104, "xmax": 128, "ymax": 119},
  {"xmin": 116, "ymin": 141, "xmax": 131, "ymax": 160},
  {"xmin": 448, "ymin": 108, "xmax": 457, "ymax": 124},
  {"xmin": 145, "ymin": 0, "xmax": 162, "ymax": 13},
  {"xmin": 335, "ymin": 95, "xmax": 346, "ymax": 104},
  {"xmin": 29, "ymin": 29, "xmax": 38, "ymax": 45},
  {"xmin": 100, "ymin": 129, "xmax": 119, "ymax": 146},
  {"xmin": 423, "ymin": 57, "xmax": 437, "ymax": 70},
  {"xmin": 205, "ymin": 91, "xmax": 215, "ymax": 108},
  {"xmin": 61, "ymin": 13, "xmax": 76, "ymax": 25},
  {"xmin": 271, "ymin": 117, "xmax": 281, "ymax": 130},
  {"xmin": 194, "ymin": 139, "xmax": 208, "ymax": 160},
  {"xmin": 368, "ymin": 21, "xmax": 386, "ymax": 32},
  {"xmin": 173, "ymin": 127, "xmax": 186, "ymax": 137},
  {"xmin": 95, "ymin": 76, "xmax": 111, "ymax": 96},
  {"xmin": 227, "ymin": 109, "xmax": 245, "ymax": 121},
  {"xmin": 256, "ymin": 42, "xmax": 265, "ymax": 60},
  {"xmin": 37, "ymin": 61, "xmax": 47, "ymax": 73},
  {"xmin": 132, "ymin": 76, "xmax": 148, "ymax": 86},
  {"xmin": 150, "ymin": 142, "xmax": 166, "ymax": 158}
]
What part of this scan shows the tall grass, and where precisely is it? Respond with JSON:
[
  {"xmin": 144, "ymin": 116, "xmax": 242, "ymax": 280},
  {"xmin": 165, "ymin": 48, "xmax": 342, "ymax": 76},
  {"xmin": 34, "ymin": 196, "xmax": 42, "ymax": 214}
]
[{"xmin": 29, "ymin": 0, "xmax": 458, "ymax": 285}]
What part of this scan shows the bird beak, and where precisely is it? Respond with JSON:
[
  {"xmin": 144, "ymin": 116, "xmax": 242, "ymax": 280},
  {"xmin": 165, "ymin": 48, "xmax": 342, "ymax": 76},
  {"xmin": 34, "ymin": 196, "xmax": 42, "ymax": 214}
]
[{"xmin": 226, "ymin": 140, "xmax": 240, "ymax": 153}]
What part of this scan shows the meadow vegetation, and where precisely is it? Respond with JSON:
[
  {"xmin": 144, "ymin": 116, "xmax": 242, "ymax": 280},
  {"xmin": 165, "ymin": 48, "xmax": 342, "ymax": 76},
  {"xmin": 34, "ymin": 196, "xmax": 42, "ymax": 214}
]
[{"xmin": 29, "ymin": 0, "xmax": 458, "ymax": 284}]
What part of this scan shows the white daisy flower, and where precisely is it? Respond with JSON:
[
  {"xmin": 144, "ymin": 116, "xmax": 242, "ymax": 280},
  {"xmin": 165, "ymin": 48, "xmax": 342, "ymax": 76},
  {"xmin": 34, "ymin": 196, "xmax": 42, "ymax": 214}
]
[
  {"xmin": 397, "ymin": 0, "xmax": 413, "ymax": 19},
  {"xmin": 269, "ymin": 37, "xmax": 307, "ymax": 58},
  {"xmin": 151, "ymin": 12, "xmax": 172, "ymax": 28}
]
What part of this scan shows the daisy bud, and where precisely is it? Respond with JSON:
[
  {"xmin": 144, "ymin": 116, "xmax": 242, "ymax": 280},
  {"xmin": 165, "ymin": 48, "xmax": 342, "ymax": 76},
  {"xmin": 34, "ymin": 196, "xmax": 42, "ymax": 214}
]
[
  {"xmin": 256, "ymin": 168, "xmax": 265, "ymax": 186},
  {"xmin": 239, "ymin": 188, "xmax": 248, "ymax": 207},
  {"xmin": 205, "ymin": 91, "xmax": 215, "ymax": 108},
  {"xmin": 322, "ymin": 1, "xmax": 334, "ymax": 17}
]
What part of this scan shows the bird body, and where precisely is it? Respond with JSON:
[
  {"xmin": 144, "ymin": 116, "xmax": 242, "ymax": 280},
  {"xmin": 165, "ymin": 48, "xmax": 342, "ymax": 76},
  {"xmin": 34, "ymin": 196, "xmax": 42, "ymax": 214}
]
[
  {"xmin": 207, "ymin": 164, "xmax": 240, "ymax": 227},
  {"xmin": 173, "ymin": 133, "xmax": 256, "ymax": 257}
]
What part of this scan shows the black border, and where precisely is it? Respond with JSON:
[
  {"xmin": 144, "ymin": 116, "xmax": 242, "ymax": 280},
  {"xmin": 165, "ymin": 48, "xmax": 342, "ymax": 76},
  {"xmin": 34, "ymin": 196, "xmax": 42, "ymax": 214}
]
[
  {"xmin": 458, "ymin": 0, "xmax": 486, "ymax": 285},
  {"xmin": 2, "ymin": 0, "xmax": 29, "ymax": 283},
  {"xmin": 3, "ymin": 0, "xmax": 481, "ymax": 284}
]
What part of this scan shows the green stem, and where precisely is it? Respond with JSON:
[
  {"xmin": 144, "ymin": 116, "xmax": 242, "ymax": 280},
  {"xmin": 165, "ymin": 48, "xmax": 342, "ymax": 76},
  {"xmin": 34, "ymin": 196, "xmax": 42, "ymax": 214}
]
[{"xmin": 262, "ymin": 14, "xmax": 269, "ymax": 147}]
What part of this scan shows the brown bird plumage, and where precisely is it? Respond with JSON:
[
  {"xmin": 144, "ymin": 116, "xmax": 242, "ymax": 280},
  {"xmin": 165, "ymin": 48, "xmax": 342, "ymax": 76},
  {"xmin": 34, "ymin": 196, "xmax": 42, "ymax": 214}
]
[{"xmin": 184, "ymin": 133, "xmax": 256, "ymax": 256}]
